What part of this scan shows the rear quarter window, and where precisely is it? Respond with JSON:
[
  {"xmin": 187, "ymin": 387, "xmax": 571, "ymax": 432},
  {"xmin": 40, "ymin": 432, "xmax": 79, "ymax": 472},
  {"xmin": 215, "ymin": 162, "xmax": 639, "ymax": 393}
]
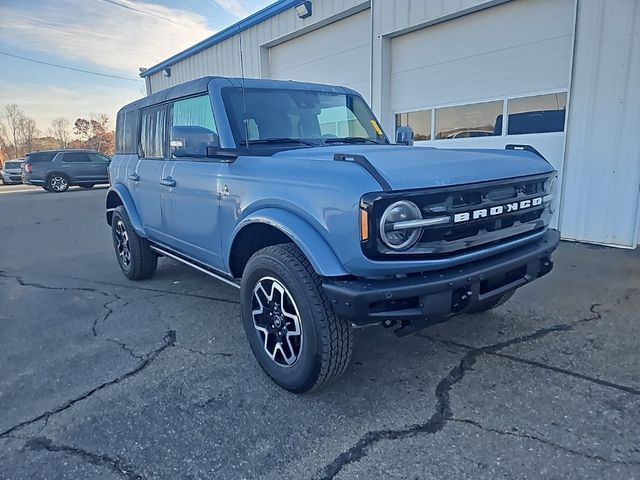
[{"xmin": 27, "ymin": 152, "xmax": 57, "ymax": 163}]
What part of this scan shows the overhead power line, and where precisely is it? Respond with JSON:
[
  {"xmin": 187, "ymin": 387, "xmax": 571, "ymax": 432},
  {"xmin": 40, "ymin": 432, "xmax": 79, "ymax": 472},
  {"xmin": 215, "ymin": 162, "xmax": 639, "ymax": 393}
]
[{"xmin": 0, "ymin": 50, "xmax": 143, "ymax": 82}]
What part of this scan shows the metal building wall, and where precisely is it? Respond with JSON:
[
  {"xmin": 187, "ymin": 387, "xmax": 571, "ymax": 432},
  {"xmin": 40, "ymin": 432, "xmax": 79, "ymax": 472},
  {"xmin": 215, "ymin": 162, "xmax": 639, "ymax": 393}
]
[
  {"xmin": 146, "ymin": 0, "xmax": 369, "ymax": 94},
  {"xmin": 560, "ymin": 0, "xmax": 640, "ymax": 247}
]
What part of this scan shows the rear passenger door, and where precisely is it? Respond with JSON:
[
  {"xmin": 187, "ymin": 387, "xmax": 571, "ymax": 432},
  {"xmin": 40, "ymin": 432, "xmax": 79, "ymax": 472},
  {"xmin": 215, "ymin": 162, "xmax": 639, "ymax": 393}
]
[
  {"xmin": 60, "ymin": 151, "xmax": 93, "ymax": 183},
  {"xmin": 88, "ymin": 153, "xmax": 111, "ymax": 183},
  {"xmin": 160, "ymin": 95, "xmax": 224, "ymax": 269},
  {"xmin": 131, "ymin": 105, "xmax": 168, "ymax": 240}
]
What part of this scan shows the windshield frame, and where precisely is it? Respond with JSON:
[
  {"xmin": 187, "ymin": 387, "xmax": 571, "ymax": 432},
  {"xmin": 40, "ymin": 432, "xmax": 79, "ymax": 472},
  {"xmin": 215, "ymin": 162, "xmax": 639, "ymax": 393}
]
[{"xmin": 220, "ymin": 87, "xmax": 389, "ymax": 150}]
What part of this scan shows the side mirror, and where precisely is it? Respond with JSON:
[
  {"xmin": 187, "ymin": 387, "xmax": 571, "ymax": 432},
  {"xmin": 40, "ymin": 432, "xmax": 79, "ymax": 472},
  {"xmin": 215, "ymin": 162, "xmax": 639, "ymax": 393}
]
[
  {"xmin": 396, "ymin": 126, "xmax": 414, "ymax": 146},
  {"xmin": 205, "ymin": 145, "xmax": 218, "ymax": 158}
]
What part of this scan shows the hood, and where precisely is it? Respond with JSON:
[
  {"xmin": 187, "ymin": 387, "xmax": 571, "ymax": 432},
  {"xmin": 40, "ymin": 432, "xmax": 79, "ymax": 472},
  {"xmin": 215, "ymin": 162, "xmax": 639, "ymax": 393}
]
[{"xmin": 273, "ymin": 145, "xmax": 554, "ymax": 191}]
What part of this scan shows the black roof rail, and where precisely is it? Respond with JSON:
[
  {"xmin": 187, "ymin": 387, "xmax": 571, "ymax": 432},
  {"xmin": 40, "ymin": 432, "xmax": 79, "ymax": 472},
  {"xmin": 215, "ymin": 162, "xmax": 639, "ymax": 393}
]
[{"xmin": 505, "ymin": 144, "xmax": 547, "ymax": 161}]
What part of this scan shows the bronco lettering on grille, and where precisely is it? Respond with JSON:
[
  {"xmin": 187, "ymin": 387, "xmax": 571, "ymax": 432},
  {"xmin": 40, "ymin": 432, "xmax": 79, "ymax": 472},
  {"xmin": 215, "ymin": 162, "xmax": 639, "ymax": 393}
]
[{"xmin": 453, "ymin": 197, "xmax": 543, "ymax": 224}]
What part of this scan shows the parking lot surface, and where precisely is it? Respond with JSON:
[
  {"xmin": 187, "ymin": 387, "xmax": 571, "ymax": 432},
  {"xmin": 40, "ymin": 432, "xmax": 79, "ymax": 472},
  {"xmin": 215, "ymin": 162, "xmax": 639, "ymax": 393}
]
[{"xmin": 1, "ymin": 186, "xmax": 639, "ymax": 480}]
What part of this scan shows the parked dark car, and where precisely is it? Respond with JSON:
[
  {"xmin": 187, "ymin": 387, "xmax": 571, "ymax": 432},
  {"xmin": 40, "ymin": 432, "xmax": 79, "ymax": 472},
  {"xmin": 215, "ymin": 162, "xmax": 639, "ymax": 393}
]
[
  {"xmin": 22, "ymin": 150, "xmax": 111, "ymax": 192},
  {"xmin": 1, "ymin": 159, "xmax": 24, "ymax": 184}
]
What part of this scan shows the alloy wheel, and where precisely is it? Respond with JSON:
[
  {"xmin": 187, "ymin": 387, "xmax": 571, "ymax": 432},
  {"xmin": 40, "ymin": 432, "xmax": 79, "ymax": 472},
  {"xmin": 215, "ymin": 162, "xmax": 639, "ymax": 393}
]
[
  {"xmin": 251, "ymin": 277, "xmax": 303, "ymax": 367},
  {"xmin": 115, "ymin": 220, "xmax": 131, "ymax": 268},
  {"xmin": 49, "ymin": 176, "xmax": 68, "ymax": 192}
]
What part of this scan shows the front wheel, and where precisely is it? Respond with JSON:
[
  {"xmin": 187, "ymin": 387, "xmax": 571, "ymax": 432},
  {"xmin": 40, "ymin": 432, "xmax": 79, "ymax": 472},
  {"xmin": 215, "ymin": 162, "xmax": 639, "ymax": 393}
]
[
  {"xmin": 111, "ymin": 206, "xmax": 157, "ymax": 280},
  {"xmin": 240, "ymin": 244, "xmax": 352, "ymax": 393}
]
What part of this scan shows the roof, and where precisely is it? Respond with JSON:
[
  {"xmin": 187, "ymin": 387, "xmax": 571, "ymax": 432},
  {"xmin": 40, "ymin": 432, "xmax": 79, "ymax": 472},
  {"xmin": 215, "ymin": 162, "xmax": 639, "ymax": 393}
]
[
  {"xmin": 119, "ymin": 76, "xmax": 356, "ymax": 113},
  {"xmin": 140, "ymin": 0, "xmax": 301, "ymax": 78},
  {"xmin": 120, "ymin": 76, "xmax": 223, "ymax": 112}
]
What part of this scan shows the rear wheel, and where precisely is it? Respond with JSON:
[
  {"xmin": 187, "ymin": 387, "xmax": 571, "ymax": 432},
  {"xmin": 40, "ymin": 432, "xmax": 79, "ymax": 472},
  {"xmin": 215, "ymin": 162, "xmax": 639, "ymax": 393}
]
[
  {"xmin": 111, "ymin": 206, "xmax": 157, "ymax": 280},
  {"xmin": 240, "ymin": 244, "xmax": 352, "ymax": 393},
  {"xmin": 465, "ymin": 290, "xmax": 515, "ymax": 314},
  {"xmin": 47, "ymin": 174, "xmax": 69, "ymax": 192}
]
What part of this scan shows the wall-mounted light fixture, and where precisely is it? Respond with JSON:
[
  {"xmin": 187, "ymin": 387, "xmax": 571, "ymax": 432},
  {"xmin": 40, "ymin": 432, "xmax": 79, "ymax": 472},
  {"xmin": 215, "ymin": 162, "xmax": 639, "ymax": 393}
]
[
  {"xmin": 295, "ymin": 1, "xmax": 312, "ymax": 19},
  {"xmin": 163, "ymin": 67, "xmax": 171, "ymax": 77}
]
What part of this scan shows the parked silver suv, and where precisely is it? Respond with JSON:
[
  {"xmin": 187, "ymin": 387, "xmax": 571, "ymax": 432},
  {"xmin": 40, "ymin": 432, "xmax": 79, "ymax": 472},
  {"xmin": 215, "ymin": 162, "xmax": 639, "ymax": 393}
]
[
  {"xmin": 22, "ymin": 150, "xmax": 111, "ymax": 192},
  {"xmin": 1, "ymin": 159, "xmax": 24, "ymax": 185}
]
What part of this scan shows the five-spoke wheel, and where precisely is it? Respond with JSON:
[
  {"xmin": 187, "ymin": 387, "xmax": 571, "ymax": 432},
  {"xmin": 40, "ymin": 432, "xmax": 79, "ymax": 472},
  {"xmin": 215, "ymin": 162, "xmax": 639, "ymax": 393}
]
[{"xmin": 251, "ymin": 277, "xmax": 303, "ymax": 367}]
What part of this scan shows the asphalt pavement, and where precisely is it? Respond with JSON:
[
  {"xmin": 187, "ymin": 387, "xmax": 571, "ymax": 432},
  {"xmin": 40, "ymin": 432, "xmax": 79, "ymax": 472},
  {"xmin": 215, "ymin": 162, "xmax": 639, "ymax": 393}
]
[{"xmin": 0, "ymin": 185, "xmax": 639, "ymax": 480}]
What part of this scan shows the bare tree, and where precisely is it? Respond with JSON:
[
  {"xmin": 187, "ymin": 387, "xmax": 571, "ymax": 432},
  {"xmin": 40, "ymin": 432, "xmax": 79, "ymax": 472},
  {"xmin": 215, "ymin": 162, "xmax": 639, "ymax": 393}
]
[
  {"xmin": 4, "ymin": 104, "xmax": 23, "ymax": 158},
  {"xmin": 18, "ymin": 117, "xmax": 38, "ymax": 155},
  {"xmin": 49, "ymin": 117, "xmax": 71, "ymax": 148}
]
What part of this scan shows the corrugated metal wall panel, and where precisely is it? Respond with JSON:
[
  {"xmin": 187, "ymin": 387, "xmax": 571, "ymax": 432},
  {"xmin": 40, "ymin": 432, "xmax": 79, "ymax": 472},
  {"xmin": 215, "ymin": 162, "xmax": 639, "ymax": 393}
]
[
  {"xmin": 560, "ymin": 0, "xmax": 640, "ymax": 247},
  {"xmin": 147, "ymin": 0, "xmax": 369, "ymax": 93}
]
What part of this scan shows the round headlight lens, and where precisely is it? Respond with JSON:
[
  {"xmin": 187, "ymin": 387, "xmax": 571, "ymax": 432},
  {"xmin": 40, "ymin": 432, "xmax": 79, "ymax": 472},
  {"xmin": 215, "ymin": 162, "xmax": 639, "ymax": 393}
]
[
  {"xmin": 379, "ymin": 201, "xmax": 422, "ymax": 250},
  {"xmin": 546, "ymin": 176, "xmax": 559, "ymax": 213}
]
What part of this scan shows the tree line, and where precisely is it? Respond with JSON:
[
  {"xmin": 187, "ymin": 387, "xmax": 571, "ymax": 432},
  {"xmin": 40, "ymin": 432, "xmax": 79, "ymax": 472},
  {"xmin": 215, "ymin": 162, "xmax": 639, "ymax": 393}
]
[{"xmin": 0, "ymin": 104, "xmax": 115, "ymax": 164}]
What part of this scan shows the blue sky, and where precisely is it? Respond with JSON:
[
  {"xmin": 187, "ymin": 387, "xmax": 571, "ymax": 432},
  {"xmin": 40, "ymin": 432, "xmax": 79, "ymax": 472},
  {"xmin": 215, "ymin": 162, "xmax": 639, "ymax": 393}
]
[{"xmin": 0, "ymin": 0, "xmax": 273, "ymax": 131}]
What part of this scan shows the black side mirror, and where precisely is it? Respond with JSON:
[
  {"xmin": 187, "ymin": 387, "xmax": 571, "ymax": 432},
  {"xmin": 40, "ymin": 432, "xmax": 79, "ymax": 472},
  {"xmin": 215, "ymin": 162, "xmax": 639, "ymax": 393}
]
[
  {"xmin": 396, "ymin": 126, "xmax": 414, "ymax": 146},
  {"xmin": 205, "ymin": 145, "xmax": 218, "ymax": 158}
]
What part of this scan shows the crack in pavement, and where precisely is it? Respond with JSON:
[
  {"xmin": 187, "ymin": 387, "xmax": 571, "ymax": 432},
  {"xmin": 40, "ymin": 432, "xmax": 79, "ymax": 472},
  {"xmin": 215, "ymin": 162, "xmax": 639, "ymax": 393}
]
[
  {"xmin": 175, "ymin": 344, "xmax": 234, "ymax": 358},
  {"xmin": 450, "ymin": 418, "xmax": 640, "ymax": 466},
  {"xmin": 0, "ymin": 330, "xmax": 176, "ymax": 439},
  {"xmin": 23, "ymin": 436, "xmax": 145, "ymax": 480},
  {"xmin": 60, "ymin": 274, "xmax": 241, "ymax": 305},
  {"xmin": 105, "ymin": 338, "xmax": 145, "ymax": 360},
  {"xmin": 92, "ymin": 297, "xmax": 126, "ymax": 337},
  {"xmin": 316, "ymin": 304, "xmax": 615, "ymax": 479},
  {"xmin": 0, "ymin": 271, "xmax": 113, "ymax": 297}
]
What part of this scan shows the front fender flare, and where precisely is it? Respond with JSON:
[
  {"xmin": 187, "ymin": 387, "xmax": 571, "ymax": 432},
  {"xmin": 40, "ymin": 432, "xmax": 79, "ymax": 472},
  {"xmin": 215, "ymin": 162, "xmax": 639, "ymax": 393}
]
[
  {"xmin": 229, "ymin": 208, "xmax": 349, "ymax": 277},
  {"xmin": 105, "ymin": 183, "xmax": 145, "ymax": 237}
]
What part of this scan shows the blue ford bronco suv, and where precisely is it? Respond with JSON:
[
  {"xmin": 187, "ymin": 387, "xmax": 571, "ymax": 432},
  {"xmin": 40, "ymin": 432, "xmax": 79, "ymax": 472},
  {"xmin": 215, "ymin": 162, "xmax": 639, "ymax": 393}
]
[{"xmin": 106, "ymin": 76, "xmax": 560, "ymax": 393}]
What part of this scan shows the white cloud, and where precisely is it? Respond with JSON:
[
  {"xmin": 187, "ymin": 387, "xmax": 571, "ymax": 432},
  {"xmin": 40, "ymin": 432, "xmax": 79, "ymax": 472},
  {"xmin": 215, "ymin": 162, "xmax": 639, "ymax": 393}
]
[
  {"xmin": 0, "ymin": 0, "xmax": 216, "ymax": 74},
  {"xmin": 214, "ymin": 0, "xmax": 252, "ymax": 18}
]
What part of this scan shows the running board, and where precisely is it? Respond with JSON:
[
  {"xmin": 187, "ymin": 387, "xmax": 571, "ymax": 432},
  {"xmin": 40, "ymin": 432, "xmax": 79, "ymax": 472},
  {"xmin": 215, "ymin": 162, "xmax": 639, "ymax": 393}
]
[{"xmin": 150, "ymin": 245, "xmax": 240, "ymax": 290}]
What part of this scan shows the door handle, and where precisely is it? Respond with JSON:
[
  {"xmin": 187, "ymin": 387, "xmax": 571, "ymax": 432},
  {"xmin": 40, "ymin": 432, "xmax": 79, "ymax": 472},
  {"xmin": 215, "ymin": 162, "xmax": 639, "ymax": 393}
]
[
  {"xmin": 160, "ymin": 177, "xmax": 176, "ymax": 187},
  {"xmin": 128, "ymin": 173, "xmax": 140, "ymax": 181}
]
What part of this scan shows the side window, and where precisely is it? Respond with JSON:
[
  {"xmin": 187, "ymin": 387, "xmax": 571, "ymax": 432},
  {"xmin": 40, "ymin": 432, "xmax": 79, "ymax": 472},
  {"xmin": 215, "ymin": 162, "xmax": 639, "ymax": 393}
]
[
  {"xmin": 435, "ymin": 100, "xmax": 502, "ymax": 139},
  {"xmin": 170, "ymin": 96, "xmax": 218, "ymax": 159},
  {"xmin": 395, "ymin": 110, "xmax": 432, "ymax": 141},
  {"xmin": 507, "ymin": 92, "xmax": 567, "ymax": 135},
  {"xmin": 140, "ymin": 106, "xmax": 167, "ymax": 158},
  {"xmin": 89, "ymin": 153, "xmax": 110, "ymax": 163},
  {"xmin": 62, "ymin": 152, "xmax": 91, "ymax": 163}
]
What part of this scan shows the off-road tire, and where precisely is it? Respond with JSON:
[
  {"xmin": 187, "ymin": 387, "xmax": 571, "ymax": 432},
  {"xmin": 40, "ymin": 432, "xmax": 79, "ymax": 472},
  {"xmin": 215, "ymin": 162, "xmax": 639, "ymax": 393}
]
[
  {"xmin": 240, "ymin": 243, "xmax": 352, "ymax": 393},
  {"xmin": 111, "ymin": 205, "xmax": 157, "ymax": 280},
  {"xmin": 465, "ymin": 290, "xmax": 515, "ymax": 314}
]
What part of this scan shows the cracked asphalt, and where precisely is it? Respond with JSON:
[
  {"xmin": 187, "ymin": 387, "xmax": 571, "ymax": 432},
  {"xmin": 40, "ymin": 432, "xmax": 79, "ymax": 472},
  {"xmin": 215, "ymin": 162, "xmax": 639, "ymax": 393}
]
[{"xmin": 0, "ymin": 186, "xmax": 639, "ymax": 480}]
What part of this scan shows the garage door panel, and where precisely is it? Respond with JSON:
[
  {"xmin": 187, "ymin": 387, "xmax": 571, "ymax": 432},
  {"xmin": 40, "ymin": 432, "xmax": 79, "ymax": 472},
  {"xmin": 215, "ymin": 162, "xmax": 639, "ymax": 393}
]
[
  {"xmin": 392, "ymin": 36, "xmax": 572, "ymax": 111},
  {"xmin": 269, "ymin": 10, "xmax": 371, "ymax": 100},
  {"xmin": 391, "ymin": 0, "xmax": 573, "ymax": 112}
]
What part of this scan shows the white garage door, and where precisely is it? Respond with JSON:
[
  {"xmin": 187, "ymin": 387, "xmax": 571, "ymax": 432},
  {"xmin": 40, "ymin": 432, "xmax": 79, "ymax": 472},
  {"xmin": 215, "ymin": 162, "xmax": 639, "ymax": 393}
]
[{"xmin": 269, "ymin": 10, "xmax": 371, "ymax": 101}]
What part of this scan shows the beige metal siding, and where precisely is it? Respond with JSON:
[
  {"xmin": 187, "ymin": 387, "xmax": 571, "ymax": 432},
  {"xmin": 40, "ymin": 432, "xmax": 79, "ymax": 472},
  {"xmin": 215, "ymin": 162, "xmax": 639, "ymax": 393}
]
[
  {"xmin": 147, "ymin": 0, "xmax": 369, "ymax": 94},
  {"xmin": 560, "ymin": 0, "xmax": 640, "ymax": 247}
]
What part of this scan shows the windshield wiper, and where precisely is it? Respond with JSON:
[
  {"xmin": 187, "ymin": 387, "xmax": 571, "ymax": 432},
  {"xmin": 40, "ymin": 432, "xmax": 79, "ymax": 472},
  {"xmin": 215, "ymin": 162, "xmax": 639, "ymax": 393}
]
[
  {"xmin": 323, "ymin": 137, "xmax": 384, "ymax": 145},
  {"xmin": 238, "ymin": 137, "xmax": 318, "ymax": 146}
]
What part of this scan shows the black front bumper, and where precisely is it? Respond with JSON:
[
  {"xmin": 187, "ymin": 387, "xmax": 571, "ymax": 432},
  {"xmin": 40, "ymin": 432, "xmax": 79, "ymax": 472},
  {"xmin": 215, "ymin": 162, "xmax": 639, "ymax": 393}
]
[{"xmin": 323, "ymin": 229, "xmax": 560, "ymax": 334}]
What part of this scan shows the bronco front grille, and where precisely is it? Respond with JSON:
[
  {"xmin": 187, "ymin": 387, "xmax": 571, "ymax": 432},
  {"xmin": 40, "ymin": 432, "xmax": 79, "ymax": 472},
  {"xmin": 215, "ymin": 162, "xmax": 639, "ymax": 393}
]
[{"xmin": 362, "ymin": 173, "xmax": 554, "ymax": 260}]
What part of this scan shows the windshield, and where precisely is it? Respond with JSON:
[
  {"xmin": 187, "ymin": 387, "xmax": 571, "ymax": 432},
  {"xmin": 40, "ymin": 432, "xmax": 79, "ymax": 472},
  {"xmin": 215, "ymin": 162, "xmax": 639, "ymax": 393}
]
[
  {"xmin": 4, "ymin": 161, "xmax": 22, "ymax": 169},
  {"xmin": 222, "ymin": 88, "xmax": 387, "ymax": 146}
]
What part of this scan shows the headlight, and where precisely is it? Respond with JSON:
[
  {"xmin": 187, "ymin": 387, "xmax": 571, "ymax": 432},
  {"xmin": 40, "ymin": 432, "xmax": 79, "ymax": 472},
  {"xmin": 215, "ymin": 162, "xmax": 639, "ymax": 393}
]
[
  {"xmin": 379, "ymin": 201, "xmax": 422, "ymax": 250},
  {"xmin": 544, "ymin": 176, "xmax": 559, "ymax": 213}
]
